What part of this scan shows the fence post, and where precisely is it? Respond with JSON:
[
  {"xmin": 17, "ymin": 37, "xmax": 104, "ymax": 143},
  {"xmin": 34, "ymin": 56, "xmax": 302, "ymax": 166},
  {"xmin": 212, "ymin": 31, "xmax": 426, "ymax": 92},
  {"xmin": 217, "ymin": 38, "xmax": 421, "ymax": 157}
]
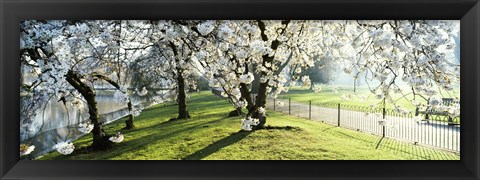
[
  {"xmin": 309, "ymin": 100, "xmax": 311, "ymax": 119},
  {"xmin": 337, "ymin": 103, "xmax": 341, "ymax": 126},
  {"xmin": 273, "ymin": 98, "xmax": 276, "ymax": 111},
  {"xmin": 382, "ymin": 107, "xmax": 386, "ymax": 137},
  {"xmin": 289, "ymin": 98, "xmax": 291, "ymax": 115}
]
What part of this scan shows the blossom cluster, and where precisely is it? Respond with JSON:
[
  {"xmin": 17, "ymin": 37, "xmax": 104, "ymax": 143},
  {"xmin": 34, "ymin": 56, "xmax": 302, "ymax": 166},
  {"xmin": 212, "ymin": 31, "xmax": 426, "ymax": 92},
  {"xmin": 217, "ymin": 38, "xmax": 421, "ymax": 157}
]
[
  {"xmin": 234, "ymin": 99, "xmax": 248, "ymax": 108},
  {"xmin": 78, "ymin": 122, "xmax": 94, "ymax": 134},
  {"xmin": 313, "ymin": 86, "xmax": 323, "ymax": 93},
  {"xmin": 335, "ymin": 20, "xmax": 459, "ymax": 112},
  {"xmin": 55, "ymin": 141, "xmax": 75, "ymax": 155},
  {"xmin": 197, "ymin": 20, "xmax": 216, "ymax": 36},
  {"xmin": 241, "ymin": 117, "xmax": 260, "ymax": 131},
  {"xmin": 239, "ymin": 72, "xmax": 255, "ymax": 84},
  {"xmin": 109, "ymin": 132, "xmax": 124, "ymax": 143},
  {"xmin": 136, "ymin": 87, "xmax": 148, "ymax": 96},
  {"xmin": 258, "ymin": 107, "xmax": 266, "ymax": 114},
  {"xmin": 20, "ymin": 144, "xmax": 35, "ymax": 156},
  {"xmin": 301, "ymin": 76, "xmax": 311, "ymax": 87}
]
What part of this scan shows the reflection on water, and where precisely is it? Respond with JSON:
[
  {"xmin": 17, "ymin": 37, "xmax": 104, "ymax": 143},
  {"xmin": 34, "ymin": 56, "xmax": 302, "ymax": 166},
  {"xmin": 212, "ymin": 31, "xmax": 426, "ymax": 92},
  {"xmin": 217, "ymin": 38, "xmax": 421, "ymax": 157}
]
[{"xmin": 20, "ymin": 91, "xmax": 140, "ymax": 158}]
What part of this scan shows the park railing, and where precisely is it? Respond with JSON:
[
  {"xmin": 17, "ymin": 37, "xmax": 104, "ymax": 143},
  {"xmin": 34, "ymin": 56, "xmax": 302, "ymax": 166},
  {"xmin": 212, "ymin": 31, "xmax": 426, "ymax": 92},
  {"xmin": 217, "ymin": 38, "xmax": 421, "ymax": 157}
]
[{"xmin": 266, "ymin": 98, "xmax": 460, "ymax": 153}]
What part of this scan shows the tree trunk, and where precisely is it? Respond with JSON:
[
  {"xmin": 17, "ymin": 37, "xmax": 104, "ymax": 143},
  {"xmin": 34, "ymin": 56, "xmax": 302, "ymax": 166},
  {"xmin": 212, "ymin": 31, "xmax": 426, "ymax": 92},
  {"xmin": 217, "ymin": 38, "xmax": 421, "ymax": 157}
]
[
  {"xmin": 124, "ymin": 101, "xmax": 135, "ymax": 129},
  {"xmin": 91, "ymin": 73, "xmax": 136, "ymax": 129},
  {"xmin": 176, "ymin": 68, "xmax": 191, "ymax": 119},
  {"xmin": 250, "ymin": 20, "xmax": 290, "ymax": 130},
  {"xmin": 65, "ymin": 70, "xmax": 113, "ymax": 150},
  {"xmin": 169, "ymin": 41, "xmax": 190, "ymax": 120},
  {"xmin": 240, "ymin": 82, "xmax": 255, "ymax": 116},
  {"xmin": 253, "ymin": 81, "xmax": 269, "ymax": 128}
]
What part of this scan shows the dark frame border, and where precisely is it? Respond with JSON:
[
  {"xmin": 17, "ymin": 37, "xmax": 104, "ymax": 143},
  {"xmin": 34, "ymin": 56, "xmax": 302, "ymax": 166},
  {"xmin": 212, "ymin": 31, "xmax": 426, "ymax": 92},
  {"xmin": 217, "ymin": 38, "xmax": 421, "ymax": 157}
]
[{"xmin": 1, "ymin": 0, "xmax": 479, "ymax": 179}]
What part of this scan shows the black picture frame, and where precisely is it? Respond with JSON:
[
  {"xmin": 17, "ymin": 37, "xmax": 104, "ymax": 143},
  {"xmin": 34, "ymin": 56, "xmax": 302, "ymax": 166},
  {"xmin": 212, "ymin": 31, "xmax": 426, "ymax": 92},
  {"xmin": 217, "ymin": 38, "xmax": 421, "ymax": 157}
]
[{"xmin": 1, "ymin": 0, "xmax": 479, "ymax": 179}]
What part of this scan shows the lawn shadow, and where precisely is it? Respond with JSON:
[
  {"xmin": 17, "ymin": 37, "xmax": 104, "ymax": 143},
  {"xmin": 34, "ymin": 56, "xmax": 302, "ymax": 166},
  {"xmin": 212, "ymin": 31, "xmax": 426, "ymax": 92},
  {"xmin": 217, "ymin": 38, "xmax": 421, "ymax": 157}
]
[
  {"xmin": 322, "ymin": 127, "xmax": 459, "ymax": 160},
  {"xmin": 125, "ymin": 112, "xmax": 228, "ymax": 134},
  {"xmin": 183, "ymin": 130, "xmax": 253, "ymax": 160},
  {"xmin": 321, "ymin": 126, "xmax": 339, "ymax": 132},
  {"xmin": 261, "ymin": 125, "xmax": 303, "ymax": 131},
  {"xmin": 375, "ymin": 137, "xmax": 385, "ymax": 149},
  {"xmin": 376, "ymin": 136, "xmax": 459, "ymax": 160},
  {"xmin": 322, "ymin": 126, "xmax": 381, "ymax": 145},
  {"xmin": 97, "ymin": 116, "xmax": 229, "ymax": 159}
]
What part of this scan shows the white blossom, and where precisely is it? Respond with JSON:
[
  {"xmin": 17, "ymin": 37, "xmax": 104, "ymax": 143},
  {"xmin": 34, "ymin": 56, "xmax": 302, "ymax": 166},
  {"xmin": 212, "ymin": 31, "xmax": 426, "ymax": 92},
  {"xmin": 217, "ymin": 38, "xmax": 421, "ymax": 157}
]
[
  {"xmin": 258, "ymin": 107, "xmax": 266, "ymax": 114},
  {"xmin": 54, "ymin": 142, "xmax": 75, "ymax": 155},
  {"xmin": 197, "ymin": 22, "xmax": 215, "ymax": 36},
  {"xmin": 220, "ymin": 91, "xmax": 229, "ymax": 98},
  {"xmin": 109, "ymin": 132, "xmax": 124, "ymax": 143},
  {"xmin": 234, "ymin": 99, "xmax": 247, "ymax": 108},
  {"xmin": 313, "ymin": 86, "xmax": 323, "ymax": 93},
  {"xmin": 239, "ymin": 72, "xmax": 255, "ymax": 84},
  {"xmin": 276, "ymin": 101, "xmax": 285, "ymax": 106},
  {"xmin": 241, "ymin": 117, "xmax": 260, "ymax": 131},
  {"xmin": 230, "ymin": 88, "xmax": 242, "ymax": 100},
  {"xmin": 209, "ymin": 79, "xmax": 222, "ymax": 88},
  {"xmin": 447, "ymin": 103, "xmax": 460, "ymax": 117},
  {"xmin": 78, "ymin": 122, "xmax": 94, "ymax": 134},
  {"xmin": 136, "ymin": 87, "xmax": 148, "ymax": 96},
  {"xmin": 20, "ymin": 144, "xmax": 35, "ymax": 156},
  {"xmin": 343, "ymin": 67, "xmax": 352, "ymax": 74},
  {"xmin": 301, "ymin": 76, "xmax": 311, "ymax": 87}
]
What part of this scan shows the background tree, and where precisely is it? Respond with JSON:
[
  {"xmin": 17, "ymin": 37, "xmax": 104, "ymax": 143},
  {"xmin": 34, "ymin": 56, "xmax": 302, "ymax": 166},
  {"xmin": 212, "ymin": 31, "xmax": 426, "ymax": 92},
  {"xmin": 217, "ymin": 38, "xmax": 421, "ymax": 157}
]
[
  {"xmin": 130, "ymin": 20, "xmax": 203, "ymax": 120},
  {"xmin": 300, "ymin": 55, "xmax": 335, "ymax": 90}
]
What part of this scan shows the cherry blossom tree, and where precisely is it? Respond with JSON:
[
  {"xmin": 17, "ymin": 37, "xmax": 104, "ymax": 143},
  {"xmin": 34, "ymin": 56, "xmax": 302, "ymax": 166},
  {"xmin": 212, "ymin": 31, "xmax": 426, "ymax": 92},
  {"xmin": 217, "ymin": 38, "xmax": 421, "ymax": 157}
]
[
  {"xmin": 20, "ymin": 20, "xmax": 72, "ymax": 139},
  {"xmin": 337, "ymin": 20, "xmax": 460, "ymax": 114},
  {"xmin": 103, "ymin": 20, "xmax": 158, "ymax": 129},
  {"xmin": 130, "ymin": 20, "xmax": 206, "ymax": 120},
  {"xmin": 20, "ymin": 20, "xmax": 132, "ymax": 151},
  {"xmin": 194, "ymin": 20, "xmax": 332, "ymax": 129}
]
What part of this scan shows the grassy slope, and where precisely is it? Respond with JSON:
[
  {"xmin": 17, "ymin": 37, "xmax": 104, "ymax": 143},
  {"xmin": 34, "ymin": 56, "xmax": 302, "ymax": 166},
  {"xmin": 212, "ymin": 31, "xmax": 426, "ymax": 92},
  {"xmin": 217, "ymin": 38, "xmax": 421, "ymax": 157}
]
[
  {"xmin": 39, "ymin": 91, "xmax": 459, "ymax": 160},
  {"xmin": 278, "ymin": 86, "xmax": 460, "ymax": 112}
]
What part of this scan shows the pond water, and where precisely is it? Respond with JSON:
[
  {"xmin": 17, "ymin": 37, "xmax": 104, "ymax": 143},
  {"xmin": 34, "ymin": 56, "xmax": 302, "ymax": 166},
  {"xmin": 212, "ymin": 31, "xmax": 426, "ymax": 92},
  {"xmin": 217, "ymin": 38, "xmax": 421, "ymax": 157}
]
[{"xmin": 20, "ymin": 91, "xmax": 144, "ymax": 158}]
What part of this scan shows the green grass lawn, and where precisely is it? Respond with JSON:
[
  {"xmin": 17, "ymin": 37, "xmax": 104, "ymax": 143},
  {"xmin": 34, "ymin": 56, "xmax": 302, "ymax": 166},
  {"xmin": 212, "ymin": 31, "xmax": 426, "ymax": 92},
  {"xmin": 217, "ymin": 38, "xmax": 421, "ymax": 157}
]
[
  {"xmin": 278, "ymin": 86, "xmax": 460, "ymax": 112},
  {"xmin": 38, "ymin": 91, "xmax": 459, "ymax": 160}
]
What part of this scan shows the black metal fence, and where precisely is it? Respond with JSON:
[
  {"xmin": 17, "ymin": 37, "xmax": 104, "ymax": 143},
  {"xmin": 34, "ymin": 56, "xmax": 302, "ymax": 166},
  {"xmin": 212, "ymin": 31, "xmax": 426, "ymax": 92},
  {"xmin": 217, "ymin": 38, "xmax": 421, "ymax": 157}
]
[{"xmin": 266, "ymin": 98, "xmax": 460, "ymax": 153}]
